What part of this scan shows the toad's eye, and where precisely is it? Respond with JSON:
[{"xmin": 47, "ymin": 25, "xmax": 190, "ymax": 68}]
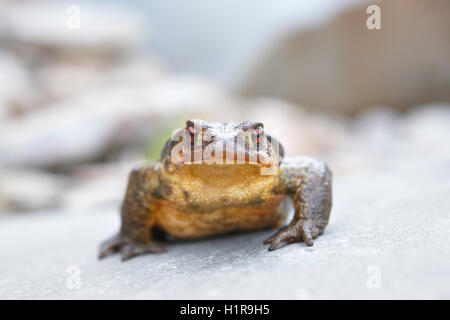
[
  {"xmin": 185, "ymin": 125, "xmax": 195, "ymax": 142},
  {"xmin": 254, "ymin": 126, "xmax": 264, "ymax": 145}
]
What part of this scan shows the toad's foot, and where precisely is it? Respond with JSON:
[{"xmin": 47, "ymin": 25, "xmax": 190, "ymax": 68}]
[
  {"xmin": 263, "ymin": 220, "xmax": 319, "ymax": 251},
  {"xmin": 98, "ymin": 234, "xmax": 166, "ymax": 261}
]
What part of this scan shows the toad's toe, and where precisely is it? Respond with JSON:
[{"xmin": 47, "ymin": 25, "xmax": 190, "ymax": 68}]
[
  {"xmin": 98, "ymin": 234, "xmax": 120, "ymax": 259},
  {"xmin": 120, "ymin": 243, "xmax": 166, "ymax": 261}
]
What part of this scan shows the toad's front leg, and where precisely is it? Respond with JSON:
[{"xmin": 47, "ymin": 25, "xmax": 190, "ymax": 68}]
[
  {"xmin": 265, "ymin": 157, "xmax": 332, "ymax": 250},
  {"xmin": 99, "ymin": 163, "xmax": 167, "ymax": 261}
]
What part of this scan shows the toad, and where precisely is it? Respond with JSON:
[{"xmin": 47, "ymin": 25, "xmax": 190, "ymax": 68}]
[{"xmin": 99, "ymin": 120, "xmax": 332, "ymax": 261}]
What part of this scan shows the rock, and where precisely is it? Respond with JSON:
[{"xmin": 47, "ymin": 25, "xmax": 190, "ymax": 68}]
[
  {"xmin": 0, "ymin": 77, "xmax": 231, "ymax": 168},
  {"xmin": 399, "ymin": 105, "xmax": 450, "ymax": 159},
  {"xmin": 0, "ymin": 151, "xmax": 448, "ymax": 299},
  {"xmin": 239, "ymin": 0, "xmax": 450, "ymax": 115},
  {"xmin": 350, "ymin": 103, "xmax": 450, "ymax": 162},
  {"xmin": 0, "ymin": 169, "xmax": 67, "ymax": 212},
  {"xmin": 239, "ymin": 98, "xmax": 350, "ymax": 159},
  {"xmin": 60, "ymin": 162, "xmax": 136, "ymax": 211},
  {"xmin": 327, "ymin": 103, "xmax": 450, "ymax": 174},
  {"xmin": 0, "ymin": 1, "xmax": 145, "ymax": 53},
  {"xmin": 35, "ymin": 55, "xmax": 167, "ymax": 101},
  {"xmin": 0, "ymin": 51, "xmax": 36, "ymax": 119}
]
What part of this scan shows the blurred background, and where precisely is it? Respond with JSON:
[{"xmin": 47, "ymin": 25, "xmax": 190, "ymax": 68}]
[
  {"xmin": 0, "ymin": 0, "xmax": 449, "ymax": 214},
  {"xmin": 1, "ymin": 0, "xmax": 450, "ymax": 300}
]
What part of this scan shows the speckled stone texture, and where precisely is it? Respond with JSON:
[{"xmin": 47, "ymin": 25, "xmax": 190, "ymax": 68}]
[{"xmin": 1, "ymin": 153, "xmax": 449, "ymax": 299}]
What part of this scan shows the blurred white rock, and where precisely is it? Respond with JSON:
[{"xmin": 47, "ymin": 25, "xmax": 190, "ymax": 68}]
[
  {"xmin": 0, "ymin": 76, "xmax": 231, "ymax": 168},
  {"xmin": 0, "ymin": 51, "xmax": 36, "ymax": 119},
  {"xmin": 400, "ymin": 104, "xmax": 450, "ymax": 159},
  {"xmin": 35, "ymin": 55, "xmax": 167, "ymax": 101},
  {"xmin": 0, "ymin": 169, "xmax": 67, "ymax": 212},
  {"xmin": 0, "ymin": 1, "xmax": 145, "ymax": 53},
  {"xmin": 241, "ymin": 98, "xmax": 350, "ymax": 159},
  {"xmin": 61, "ymin": 162, "xmax": 137, "ymax": 211},
  {"xmin": 335, "ymin": 103, "xmax": 450, "ymax": 175},
  {"xmin": 352, "ymin": 104, "xmax": 450, "ymax": 160}
]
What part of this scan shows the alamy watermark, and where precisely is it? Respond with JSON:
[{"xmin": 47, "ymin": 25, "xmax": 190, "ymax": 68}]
[
  {"xmin": 66, "ymin": 265, "xmax": 81, "ymax": 290},
  {"xmin": 66, "ymin": 5, "xmax": 81, "ymax": 30},
  {"xmin": 366, "ymin": 5, "xmax": 381, "ymax": 30},
  {"xmin": 366, "ymin": 265, "xmax": 381, "ymax": 290}
]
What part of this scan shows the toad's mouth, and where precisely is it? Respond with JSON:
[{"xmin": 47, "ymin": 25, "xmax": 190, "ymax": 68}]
[{"xmin": 174, "ymin": 149, "xmax": 273, "ymax": 166}]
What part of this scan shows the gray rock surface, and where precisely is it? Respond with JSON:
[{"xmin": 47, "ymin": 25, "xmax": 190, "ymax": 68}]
[{"xmin": 1, "ymin": 154, "xmax": 449, "ymax": 299}]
